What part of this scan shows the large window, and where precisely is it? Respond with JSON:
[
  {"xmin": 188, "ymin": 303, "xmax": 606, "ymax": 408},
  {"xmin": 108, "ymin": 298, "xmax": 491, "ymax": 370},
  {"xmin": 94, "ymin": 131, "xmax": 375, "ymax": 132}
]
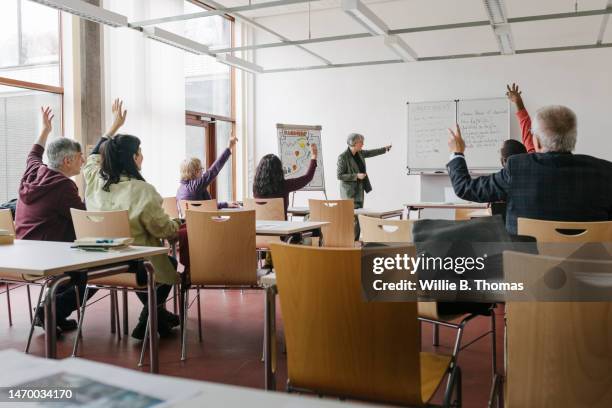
[
  {"xmin": 179, "ymin": 1, "xmax": 235, "ymax": 202},
  {"xmin": 0, "ymin": 0, "xmax": 62, "ymax": 203}
]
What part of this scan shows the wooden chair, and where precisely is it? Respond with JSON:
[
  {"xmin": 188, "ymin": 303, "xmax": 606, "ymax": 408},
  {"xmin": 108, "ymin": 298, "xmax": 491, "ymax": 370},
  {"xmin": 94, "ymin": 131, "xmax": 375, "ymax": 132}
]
[
  {"xmin": 178, "ymin": 199, "xmax": 217, "ymax": 218},
  {"xmin": 70, "ymin": 209, "xmax": 144, "ymax": 357},
  {"xmin": 489, "ymin": 218, "xmax": 612, "ymax": 407},
  {"xmin": 0, "ymin": 209, "xmax": 15, "ymax": 234},
  {"xmin": 308, "ymin": 199, "xmax": 354, "ymax": 247},
  {"xmin": 455, "ymin": 208, "xmax": 492, "ymax": 220},
  {"xmin": 359, "ymin": 215, "xmax": 497, "ymax": 378},
  {"xmin": 498, "ymin": 250, "xmax": 612, "ymax": 408},
  {"xmin": 162, "ymin": 197, "xmax": 180, "ymax": 219},
  {"xmin": 243, "ymin": 198, "xmax": 284, "ymax": 260},
  {"xmin": 270, "ymin": 242, "xmax": 461, "ymax": 407},
  {"xmin": 182, "ymin": 209, "xmax": 265, "ymax": 360}
]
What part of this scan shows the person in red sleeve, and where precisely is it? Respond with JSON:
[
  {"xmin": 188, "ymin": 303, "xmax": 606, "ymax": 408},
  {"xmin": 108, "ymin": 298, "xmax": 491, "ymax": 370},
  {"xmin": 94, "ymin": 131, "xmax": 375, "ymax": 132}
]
[
  {"xmin": 506, "ymin": 83, "xmax": 535, "ymax": 153},
  {"xmin": 15, "ymin": 107, "xmax": 88, "ymax": 334}
]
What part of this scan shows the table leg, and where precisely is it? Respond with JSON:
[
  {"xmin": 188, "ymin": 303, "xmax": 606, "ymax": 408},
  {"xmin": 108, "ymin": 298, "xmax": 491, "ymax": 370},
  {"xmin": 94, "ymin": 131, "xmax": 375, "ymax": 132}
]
[
  {"xmin": 44, "ymin": 275, "xmax": 72, "ymax": 358},
  {"xmin": 264, "ymin": 285, "xmax": 277, "ymax": 391},
  {"xmin": 144, "ymin": 262, "xmax": 159, "ymax": 374}
]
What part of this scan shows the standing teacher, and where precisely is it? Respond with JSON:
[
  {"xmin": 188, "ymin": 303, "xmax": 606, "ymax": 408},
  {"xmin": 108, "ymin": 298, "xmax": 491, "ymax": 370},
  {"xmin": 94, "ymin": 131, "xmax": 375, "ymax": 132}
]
[{"xmin": 337, "ymin": 133, "xmax": 391, "ymax": 238}]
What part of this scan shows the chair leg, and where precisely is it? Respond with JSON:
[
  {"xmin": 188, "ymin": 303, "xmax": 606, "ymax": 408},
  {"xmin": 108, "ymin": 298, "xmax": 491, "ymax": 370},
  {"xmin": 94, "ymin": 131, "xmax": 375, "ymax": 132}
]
[
  {"xmin": 432, "ymin": 322, "xmax": 439, "ymax": 346},
  {"xmin": 137, "ymin": 319, "xmax": 150, "ymax": 368},
  {"xmin": 6, "ymin": 283, "xmax": 12, "ymax": 326},
  {"xmin": 110, "ymin": 290, "xmax": 116, "ymax": 334},
  {"xmin": 181, "ymin": 289, "xmax": 189, "ymax": 361},
  {"xmin": 74, "ymin": 286, "xmax": 81, "ymax": 323},
  {"xmin": 27, "ymin": 285, "xmax": 33, "ymax": 324},
  {"xmin": 122, "ymin": 289, "xmax": 129, "ymax": 335},
  {"xmin": 443, "ymin": 365, "xmax": 462, "ymax": 408},
  {"xmin": 113, "ymin": 290, "xmax": 121, "ymax": 340},
  {"xmin": 172, "ymin": 284, "xmax": 178, "ymax": 315},
  {"xmin": 25, "ymin": 282, "xmax": 47, "ymax": 353},
  {"xmin": 72, "ymin": 286, "xmax": 90, "ymax": 357},
  {"xmin": 196, "ymin": 289, "xmax": 202, "ymax": 343},
  {"xmin": 491, "ymin": 311, "xmax": 497, "ymax": 378}
]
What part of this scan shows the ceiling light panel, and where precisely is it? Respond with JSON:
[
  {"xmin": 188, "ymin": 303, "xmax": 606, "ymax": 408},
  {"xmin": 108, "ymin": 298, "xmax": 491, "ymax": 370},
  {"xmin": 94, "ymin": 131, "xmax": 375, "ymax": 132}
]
[{"xmin": 29, "ymin": 0, "xmax": 128, "ymax": 27}]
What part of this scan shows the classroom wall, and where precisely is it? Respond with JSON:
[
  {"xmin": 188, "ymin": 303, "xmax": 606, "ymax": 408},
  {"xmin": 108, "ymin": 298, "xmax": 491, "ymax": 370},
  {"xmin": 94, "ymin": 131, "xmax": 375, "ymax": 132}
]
[{"xmin": 252, "ymin": 14, "xmax": 612, "ymax": 209}]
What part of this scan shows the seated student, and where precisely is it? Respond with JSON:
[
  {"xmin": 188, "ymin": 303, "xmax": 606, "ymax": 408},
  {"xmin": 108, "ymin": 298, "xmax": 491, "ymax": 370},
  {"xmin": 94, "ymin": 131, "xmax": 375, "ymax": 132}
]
[
  {"xmin": 447, "ymin": 105, "xmax": 612, "ymax": 234},
  {"xmin": 491, "ymin": 140, "xmax": 528, "ymax": 222},
  {"xmin": 253, "ymin": 143, "xmax": 318, "ymax": 219},
  {"xmin": 177, "ymin": 135, "xmax": 239, "ymax": 208},
  {"xmin": 83, "ymin": 99, "xmax": 181, "ymax": 339},
  {"xmin": 15, "ymin": 107, "xmax": 89, "ymax": 334}
]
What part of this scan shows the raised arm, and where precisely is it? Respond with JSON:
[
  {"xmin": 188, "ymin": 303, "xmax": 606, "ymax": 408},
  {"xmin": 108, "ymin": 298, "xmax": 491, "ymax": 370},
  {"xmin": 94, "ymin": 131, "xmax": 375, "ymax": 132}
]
[
  {"xmin": 447, "ymin": 125, "xmax": 509, "ymax": 202},
  {"xmin": 35, "ymin": 107, "xmax": 54, "ymax": 148},
  {"xmin": 285, "ymin": 144, "xmax": 318, "ymax": 192},
  {"xmin": 195, "ymin": 136, "xmax": 237, "ymax": 189},
  {"xmin": 90, "ymin": 98, "xmax": 127, "ymax": 155},
  {"xmin": 506, "ymin": 83, "xmax": 535, "ymax": 153},
  {"xmin": 23, "ymin": 107, "xmax": 54, "ymax": 179},
  {"xmin": 362, "ymin": 145, "xmax": 391, "ymax": 158}
]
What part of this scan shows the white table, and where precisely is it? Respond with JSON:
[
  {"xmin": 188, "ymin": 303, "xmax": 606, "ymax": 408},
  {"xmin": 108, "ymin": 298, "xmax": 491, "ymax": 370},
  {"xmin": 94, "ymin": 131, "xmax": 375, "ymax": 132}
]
[
  {"xmin": 0, "ymin": 240, "xmax": 168, "ymax": 373},
  {"xmin": 0, "ymin": 349, "xmax": 365, "ymax": 407},
  {"xmin": 404, "ymin": 202, "xmax": 489, "ymax": 219},
  {"xmin": 287, "ymin": 206, "xmax": 404, "ymax": 219},
  {"xmin": 256, "ymin": 220, "xmax": 329, "ymax": 238}
]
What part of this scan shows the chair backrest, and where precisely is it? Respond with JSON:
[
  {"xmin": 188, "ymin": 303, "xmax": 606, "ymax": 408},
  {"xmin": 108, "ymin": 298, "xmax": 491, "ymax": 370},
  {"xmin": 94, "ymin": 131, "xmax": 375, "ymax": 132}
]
[
  {"xmin": 517, "ymin": 217, "xmax": 612, "ymax": 243},
  {"xmin": 455, "ymin": 208, "xmax": 491, "ymax": 220},
  {"xmin": 308, "ymin": 199, "xmax": 354, "ymax": 247},
  {"xmin": 507, "ymin": 218, "xmax": 612, "ymax": 407},
  {"xmin": 186, "ymin": 210, "xmax": 256, "ymax": 285},
  {"xmin": 162, "ymin": 197, "xmax": 180, "ymax": 219},
  {"xmin": 270, "ymin": 242, "xmax": 424, "ymax": 406},
  {"xmin": 70, "ymin": 209, "xmax": 131, "ymax": 239},
  {"xmin": 0, "ymin": 209, "xmax": 15, "ymax": 235},
  {"xmin": 243, "ymin": 198, "xmax": 285, "ymax": 221},
  {"xmin": 359, "ymin": 215, "xmax": 413, "ymax": 243},
  {"xmin": 504, "ymin": 251, "xmax": 612, "ymax": 408},
  {"xmin": 179, "ymin": 199, "xmax": 217, "ymax": 218}
]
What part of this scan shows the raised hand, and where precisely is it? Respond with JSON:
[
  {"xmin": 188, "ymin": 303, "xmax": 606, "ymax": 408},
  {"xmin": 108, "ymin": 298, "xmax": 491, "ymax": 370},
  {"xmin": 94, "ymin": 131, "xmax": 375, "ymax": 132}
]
[
  {"xmin": 357, "ymin": 173, "xmax": 367, "ymax": 180},
  {"xmin": 310, "ymin": 143, "xmax": 318, "ymax": 159},
  {"xmin": 506, "ymin": 83, "xmax": 525, "ymax": 110},
  {"xmin": 41, "ymin": 107, "xmax": 54, "ymax": 135},
  {"xmin": 448, "ymin": 124, "xmax": 466, "ymax": 154},
  {"xmin": 385, "ymin": 144, "xmax": 392, "ymax": 152},
  {"xmin": 106, "ymin": 98, "xmax": 127, "ymax": 137},
  {"xmin": 228, "ymin": 135, "xmax": 238, "ymax": 149}
]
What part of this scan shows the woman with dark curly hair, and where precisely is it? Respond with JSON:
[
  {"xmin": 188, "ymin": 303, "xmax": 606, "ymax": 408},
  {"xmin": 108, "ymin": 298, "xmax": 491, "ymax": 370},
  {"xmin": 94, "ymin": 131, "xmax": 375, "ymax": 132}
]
[{"xmin": 253, "ymin": 143, "xmax": 318, "ymax": 219}]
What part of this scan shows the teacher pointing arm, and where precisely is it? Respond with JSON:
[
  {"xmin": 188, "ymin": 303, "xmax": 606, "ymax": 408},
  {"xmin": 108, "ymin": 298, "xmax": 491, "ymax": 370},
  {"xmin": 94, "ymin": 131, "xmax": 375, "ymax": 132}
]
[{"xmin": 336, "ymin": 132, "xmax": 391, "ymax": 210}]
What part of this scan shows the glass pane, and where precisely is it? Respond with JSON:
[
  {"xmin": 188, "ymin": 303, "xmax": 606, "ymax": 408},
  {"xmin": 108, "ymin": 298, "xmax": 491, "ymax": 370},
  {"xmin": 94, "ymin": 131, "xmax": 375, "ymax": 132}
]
[
  {"xmin": 185, "ymin": 125, "xmax": 206, "ymax": 164},
  {"xmin": 0, "ymin": 0, "xmax": 19, "ymax": 68},
  {"xmin": 178, "ymin": 2, "xmax": 232, "ymax": 117},
  {"xmin": 215, "ymin": 121, "xmax": 233, "ymax": 202},
  {"xmin": 0, "ymin": 0, "xmax": 60, "ymax": 86},
  {"xmin": 0, "ymin": 86, "xmax": 62, "ymax": 203}
]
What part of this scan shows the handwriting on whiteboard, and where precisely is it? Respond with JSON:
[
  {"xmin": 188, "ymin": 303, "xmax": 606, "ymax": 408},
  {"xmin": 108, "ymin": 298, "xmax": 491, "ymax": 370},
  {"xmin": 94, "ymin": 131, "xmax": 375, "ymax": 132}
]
[
  {"xmin": 410, "ymin": 102, "xmax": 455, "ymax": 158},
  {"xmin": 458, "ymin": 108, "xmax": 507, "ymax": 150}
]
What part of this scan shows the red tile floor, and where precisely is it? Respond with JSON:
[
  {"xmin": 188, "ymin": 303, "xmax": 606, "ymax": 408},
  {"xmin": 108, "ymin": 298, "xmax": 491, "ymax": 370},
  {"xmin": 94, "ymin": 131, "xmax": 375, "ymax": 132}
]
[{"xmin": 0, "ymin": 283, "xmax": 503, "ymax": 407}]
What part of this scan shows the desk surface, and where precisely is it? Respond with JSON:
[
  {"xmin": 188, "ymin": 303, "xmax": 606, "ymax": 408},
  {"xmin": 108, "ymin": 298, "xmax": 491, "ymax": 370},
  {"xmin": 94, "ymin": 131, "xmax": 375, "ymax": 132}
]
[
  {"xmin": 287, "ymin": 206, "xmax": 403, "ymax": 218},
  {"xmin": 405, "ymin": 202, "xmax": 489, "ymax": 209},
  {"xmin": 256, "ymin": 220, "xmax": 329, "ymax": 235},
  {"xmin": 0, "ymin": 240, "xmax": 168, "ymax": 277}
]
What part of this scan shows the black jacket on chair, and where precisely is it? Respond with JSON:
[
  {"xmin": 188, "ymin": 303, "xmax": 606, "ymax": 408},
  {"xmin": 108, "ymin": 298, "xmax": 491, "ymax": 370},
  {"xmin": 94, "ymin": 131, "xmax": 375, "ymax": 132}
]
[{"xmin": 447, "ymin": 152, "xmax": 612, "ymax": 234}]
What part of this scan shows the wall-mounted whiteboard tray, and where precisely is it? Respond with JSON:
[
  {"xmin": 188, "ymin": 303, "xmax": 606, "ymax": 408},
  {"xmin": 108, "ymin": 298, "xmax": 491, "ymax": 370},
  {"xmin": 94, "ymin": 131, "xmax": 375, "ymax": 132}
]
[{"xmin": 407, "ymin": 97, "xmax": 509, "ymax": 173}]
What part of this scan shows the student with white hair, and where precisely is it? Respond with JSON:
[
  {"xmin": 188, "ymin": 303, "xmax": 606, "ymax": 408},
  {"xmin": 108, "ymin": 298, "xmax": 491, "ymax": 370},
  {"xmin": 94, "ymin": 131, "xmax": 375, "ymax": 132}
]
[
  {"xmin": 337, "ymin": 133, "xmax": 391, "ymax": 238},
  {"xmin": 447, "ymin": 105, "xmax": 612, "ymax": 234},
  {"xmin": 15, "ymin": 107, "xmax": 88, "ymax": 334}
]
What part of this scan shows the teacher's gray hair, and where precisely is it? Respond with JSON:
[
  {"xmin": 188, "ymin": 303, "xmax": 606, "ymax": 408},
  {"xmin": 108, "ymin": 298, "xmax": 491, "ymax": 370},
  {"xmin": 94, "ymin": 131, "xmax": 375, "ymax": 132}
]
[
  {"xmin": 47, "ymin": 138, "xmax": 82, "ymax": 170},
  {"xmin": 347, "ymin": 133, "xmax": 364, "ymax": 147},
  {"xmin": 532, "ymin": 105, "xmax": 577, "ymax": 153}
]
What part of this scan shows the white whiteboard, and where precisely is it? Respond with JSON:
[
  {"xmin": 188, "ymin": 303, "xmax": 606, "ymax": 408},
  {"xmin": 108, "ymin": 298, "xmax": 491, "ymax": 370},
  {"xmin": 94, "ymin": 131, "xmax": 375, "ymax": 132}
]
[
  {"xmin": 277, "ymin": 124, "xmax": 325, "ymax": 191},
  {"xmin": 407, "ymin": 97, "xmax": 509, "ymax": 172},
  {"xmin": 407, "ymin": 100, "xmax": 456, "ymax": 172},
  {"xmin": 457, "ymin": 98, "xmax": 509, "ymax": 170}
]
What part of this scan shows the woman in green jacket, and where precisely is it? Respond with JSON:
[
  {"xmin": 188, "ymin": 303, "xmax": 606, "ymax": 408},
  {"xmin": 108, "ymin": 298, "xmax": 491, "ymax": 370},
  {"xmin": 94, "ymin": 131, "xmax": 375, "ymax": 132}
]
[{"xmin": 83, "ymin": 99, "xmax": 181, "ymax": 339}]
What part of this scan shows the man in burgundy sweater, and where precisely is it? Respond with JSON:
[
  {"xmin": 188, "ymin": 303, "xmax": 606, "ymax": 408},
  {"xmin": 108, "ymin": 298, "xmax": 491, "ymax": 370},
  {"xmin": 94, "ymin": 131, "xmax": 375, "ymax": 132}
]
[{"xmin": 15, "ymin": 107, "xmax": 87, "ymax": 333}]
